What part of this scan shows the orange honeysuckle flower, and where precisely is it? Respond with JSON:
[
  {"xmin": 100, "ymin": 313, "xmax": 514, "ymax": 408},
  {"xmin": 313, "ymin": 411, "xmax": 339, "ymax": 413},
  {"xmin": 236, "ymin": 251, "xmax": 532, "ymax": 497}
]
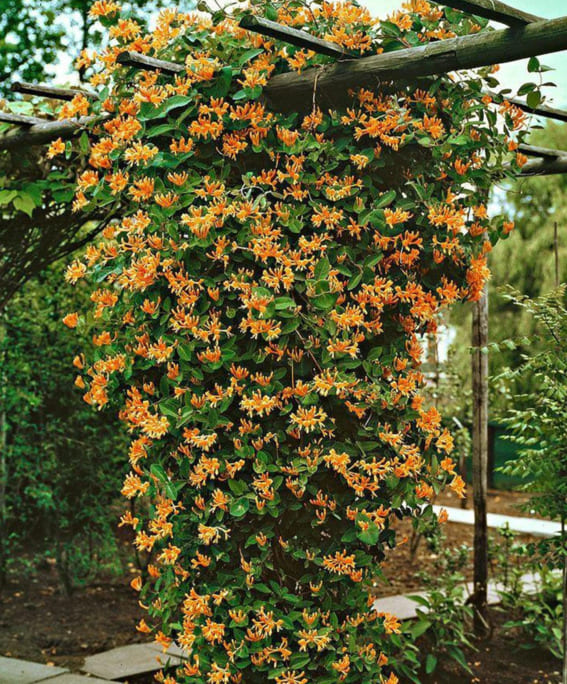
[
  {"xmin": 47, "ymin": 138, "xmax": 66, "ymax": 159},
  {"xmin": 62, "ymin": 312, "xmax": 79, "ymax": 328}
]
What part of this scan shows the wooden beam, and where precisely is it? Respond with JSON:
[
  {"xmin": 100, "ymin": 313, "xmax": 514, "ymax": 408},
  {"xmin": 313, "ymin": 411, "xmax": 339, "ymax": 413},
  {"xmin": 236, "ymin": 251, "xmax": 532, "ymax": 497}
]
[
  {"xmin": 5, "ymin": 16, "xmax": 567, "ymax": 148},
  {"xmin": 116, "ymin": 51, "xmax": 184, "ymax": 75},
  {"xmin": 240, "ymin": 15, "xmax": 567, "ymax": 123},
  {"xmin": 0, "ymin": 112, "xmax": 47, "ymax": 126},
  {"xmin": 518, "ymin": 143, "xmax": 564, "ymax": 159},
  {"xmin": 487, "ymin": 91, "xmax": 567, "ymax": 123},
  {"xmin": 11, "ymin": 81, "xmax": 97, "ymax": 101},
  {"xmin": 518, "ymin": 155, "xmax": 567, "ymax": 175},
  {"xmin": 441, "ymin": 0, "xmax": 542, "ymax": 26},
  {"xmin": 0, "ymin": 115, "xmax": 107, "ymax": 149},
  {"xmin": 239, "ymin": 15, "xmax": 351, "ymax": 59},
  {"xmin": 264, "ymin": 15, "xmax": 567, "ymax": 112}
]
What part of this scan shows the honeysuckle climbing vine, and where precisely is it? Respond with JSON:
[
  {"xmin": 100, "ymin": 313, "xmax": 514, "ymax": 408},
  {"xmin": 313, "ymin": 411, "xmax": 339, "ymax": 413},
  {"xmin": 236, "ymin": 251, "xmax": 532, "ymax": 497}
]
[{"xmin": 58, "ymin": 0, "xmax": 540, "ymax": 681}]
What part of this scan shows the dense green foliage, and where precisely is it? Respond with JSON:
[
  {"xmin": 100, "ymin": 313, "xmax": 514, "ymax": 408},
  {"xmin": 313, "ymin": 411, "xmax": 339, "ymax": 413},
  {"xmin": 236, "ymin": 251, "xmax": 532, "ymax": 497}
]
[
  {"xmin": 499, "ymin": 286, "xmax": 567, "ymax": 520},
  {"xmin": 0, "ymin": 260, "xmax": 127, "ymax": 592}
]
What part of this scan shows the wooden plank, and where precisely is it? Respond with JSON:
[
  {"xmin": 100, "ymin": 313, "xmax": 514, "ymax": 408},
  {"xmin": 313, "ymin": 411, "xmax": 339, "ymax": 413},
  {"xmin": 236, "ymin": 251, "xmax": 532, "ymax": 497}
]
[
  {"xmin": 116, "ymin": 50, "xmax": 184, "ymax": 75},
  {"xmin": 486, "ymin": 90, "xmax": 567, "ymax": 123},
  {"xmin": 11, "ymin": 81, "xmax": 97, "ymax": 101},
  {"xmin": 471, "ymin": 284, "xmax": 489, "ymax": 635},
  {"xmin": 0, "ymin": 114, "xmax": 108, "ymax": 149},
  {"xmin": 441, "ymin": 0, "xmax": 542, "ymax": 26},
  {"xmin": 264, "ymin": 15, "xmax": 567, "ymax": 113},
  {"xmin": 0, "ymin": 111, "xmax": 46, "ymax": 126},
  {"xmin": 239, "ymin": 15, "xmax": 351, "ymax": 59}
]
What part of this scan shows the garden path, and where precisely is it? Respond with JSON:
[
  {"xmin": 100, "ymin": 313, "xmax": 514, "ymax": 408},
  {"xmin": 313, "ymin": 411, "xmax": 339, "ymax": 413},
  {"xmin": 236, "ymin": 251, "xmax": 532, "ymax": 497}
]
[{"xmin": 432, "ymin": 505, "xmax": 561, "ymax": 538}]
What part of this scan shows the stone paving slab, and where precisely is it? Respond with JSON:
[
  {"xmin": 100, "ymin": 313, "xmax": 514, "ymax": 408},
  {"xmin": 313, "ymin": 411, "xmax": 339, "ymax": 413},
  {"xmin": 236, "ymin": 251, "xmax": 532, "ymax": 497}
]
[
  {"xmin": 82, "ymin": 643, "xmax": 184, "ymax": 680},
  {"xmin": 432, "ymin": 504, "xmax": 561, "ymax": 538},
  {"xmin": 47, "ymin": 675, "xmax": 110, "ymax": 684},
  {"xmin": 0, "ymin": 656, "xmax": 67, "ymax": 684},
  {"xmin": 146, "ymin": 641, "xmax": 189, "ymax": 659},
  {"xmin": 372, "ymin": 571, "xmax": 544, "ymax": 620},
  {"xmin": 372, "ymin": 591, "xmax": 427, "ymax": 620}
]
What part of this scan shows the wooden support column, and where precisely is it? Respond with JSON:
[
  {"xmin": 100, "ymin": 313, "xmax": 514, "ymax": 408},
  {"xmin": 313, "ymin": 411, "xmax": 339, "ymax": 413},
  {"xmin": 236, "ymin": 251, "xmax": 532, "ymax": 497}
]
[{"xmin": 471, "ymin": 283, "xmax": 489, "ymax": 635}]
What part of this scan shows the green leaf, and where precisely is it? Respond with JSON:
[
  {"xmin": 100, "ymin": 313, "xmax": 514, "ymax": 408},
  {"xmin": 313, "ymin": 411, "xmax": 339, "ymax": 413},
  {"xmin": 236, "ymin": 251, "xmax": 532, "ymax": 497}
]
[
  {"xmin": 13, "ymin": 194, "xmax": 36, "ymax": 217},
  {"xmin": 312, "ymin": 293, "xmax": 336, "ymax": 311},
  {"xmin": 230, "ymin": 498, "xmax": 250, "ymax": 518},
  {"xmin": 238, "ymin": 48, "xmax": 263, "ymax": 67},
  {"xmin": 209, "ymin": 67, "xmax": 232, "ymax": 98},
  {"xmin": 357, "ymin": 525, "xmax": 380, "ymax": 545},
  {"xmin": 150, "ymin": 463, "xmax": 168, "ymax": 482},
  {"xmin": 425, "ymin": 654, "xmax": 437, "ymax": 674},
  {"xmin": 517, "ymin": 82, "xmax": 536, "ymax": 96},
  {"xmin": 228, "ymin": 479, "xmax": 247, "ymax": 495},
  {"xmin": 275, "ymin": 297, "xmax": 296, "ymax": 310},
  {"xmin": 0, "ymin": 189, "xmax": 17, "ymax": 206},
  {"xmin": 410, "ymin": 618, "xmax": 431, "ymax": 638},
  {"xmin": 527, "ymin": 90, "xmax": 542, "ymax": 110},
  {"xmin": 147, "ymin": 123, "xmax": 177, "ymax": 138},
  {"xmin": 314, "ymin": 256, "xmax": 331, "ymax": 280},
  {"xmin": 375, "ymin": 190, "xmax": 396, "ymax": 208}
]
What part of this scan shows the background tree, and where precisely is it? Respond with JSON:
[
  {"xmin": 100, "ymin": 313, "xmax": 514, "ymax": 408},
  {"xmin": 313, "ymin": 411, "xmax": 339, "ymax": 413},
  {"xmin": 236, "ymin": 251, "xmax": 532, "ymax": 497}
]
[
  {"xmin": 447, "ymin": 120, "xmax": 567, "ymax": 416},
  {"xmin": 0, "ymin": 0, "xmax": 179, "ymax": 96}
]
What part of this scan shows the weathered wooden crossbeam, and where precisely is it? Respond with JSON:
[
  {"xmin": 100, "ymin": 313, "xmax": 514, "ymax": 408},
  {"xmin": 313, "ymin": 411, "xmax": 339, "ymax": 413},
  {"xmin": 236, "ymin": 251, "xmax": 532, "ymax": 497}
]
[
  {"xmin": 517, "ymin": 143, "xmax": 564, "ymax": 159},
  {"xmin": 0, "ymin": 115, "xmax": 107, "ymax": 149},
  {"xmin": 11, "ymin": 81, "xmax": 97, "ymax": 101},
  {"xmin": 441, "ymin": 0, "xmax": 542, "ymax": 26},
  {"xmin": 241, "ymin": 15, "xmax": 567, "ymax": 123},
  {"xmin": 3, "ymin": 16, "xmax": 567, "ymax": 149},
  {"xmin": 0, "ymin": 112, "xmax": 47, "ymax": 126},
  {"xmin": 239, "ymin": 15, "xmax": 351, "ymax": 59},
  {"xmin": 264, "ymin": 15, "xmax": 567, "ymax": 112},
  {"xmin": 519, "ymin": 155, "xmax": 567, "ymax": 176},
  {"xmin": 488, "ymin": 91, "xmax": 567, "ymax": 123},
  {"xmin": 116, "ymin": 51, "xmax": 184, "ymax": 75}
]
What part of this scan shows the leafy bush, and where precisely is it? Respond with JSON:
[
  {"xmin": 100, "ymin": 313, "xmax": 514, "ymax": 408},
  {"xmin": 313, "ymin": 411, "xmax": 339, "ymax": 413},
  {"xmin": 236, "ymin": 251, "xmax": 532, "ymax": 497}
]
[
  {"xmin": 0, "ymin": 261, "xmax": 127, "ymax": 592},
  {"xmin": 409, "ymin": 543, "xmax": 474, "ymax": 676}
]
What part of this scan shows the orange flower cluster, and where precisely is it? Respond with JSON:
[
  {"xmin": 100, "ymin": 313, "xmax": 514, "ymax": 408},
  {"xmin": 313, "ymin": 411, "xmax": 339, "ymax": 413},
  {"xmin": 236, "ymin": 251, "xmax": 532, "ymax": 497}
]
[{"xmin": 64, "ymin": 0, "xmax": 535, "ymax": 681}]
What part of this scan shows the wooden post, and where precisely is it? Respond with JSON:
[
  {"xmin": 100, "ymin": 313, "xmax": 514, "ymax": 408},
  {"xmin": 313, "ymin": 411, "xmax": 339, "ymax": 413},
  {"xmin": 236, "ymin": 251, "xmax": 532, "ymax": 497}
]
[
  {"xmin": 0, "ymin": 315, "xmax": 7, "ymax": 588},
  {"xmin": 555, "ymin": 221, "xmax": 560, "ymax": 287},
  {"xmin": 471, "ymin": 284, "xmax": 489, "ymax": 635}
]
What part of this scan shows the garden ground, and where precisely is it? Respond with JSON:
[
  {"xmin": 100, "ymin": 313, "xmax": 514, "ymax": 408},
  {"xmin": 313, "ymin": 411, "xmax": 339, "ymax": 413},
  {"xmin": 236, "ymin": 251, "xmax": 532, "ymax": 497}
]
[{"xmin": 0, "ymin": 489, "xmax": 559, "ymax": 683}]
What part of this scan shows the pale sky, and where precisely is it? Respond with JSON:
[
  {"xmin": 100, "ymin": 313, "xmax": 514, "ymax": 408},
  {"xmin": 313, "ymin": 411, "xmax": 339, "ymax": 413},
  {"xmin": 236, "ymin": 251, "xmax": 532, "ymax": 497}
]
[{"xmin": 55, "ymin": 0, "xmax": 567, "ymax": 106}]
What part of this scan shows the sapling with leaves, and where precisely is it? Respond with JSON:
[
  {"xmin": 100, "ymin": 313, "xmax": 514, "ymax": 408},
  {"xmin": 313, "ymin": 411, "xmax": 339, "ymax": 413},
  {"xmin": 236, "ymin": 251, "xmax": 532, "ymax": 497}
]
[{"xmin": 498, "ymin": 286, "xmax": 567, "ymax": 681}]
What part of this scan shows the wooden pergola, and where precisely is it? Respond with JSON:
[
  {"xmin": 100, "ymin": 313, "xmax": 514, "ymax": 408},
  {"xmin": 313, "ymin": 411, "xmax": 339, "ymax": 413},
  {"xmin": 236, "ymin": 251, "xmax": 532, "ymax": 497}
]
[{"xmin": 1, "ymin": 0, "xmax": 566, "ymax": 634}]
